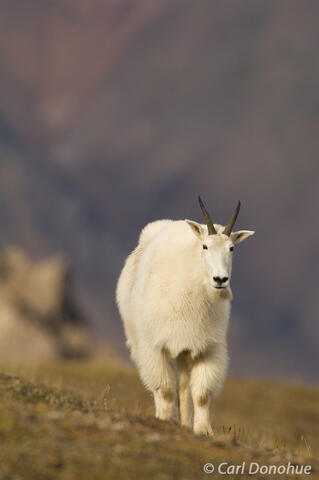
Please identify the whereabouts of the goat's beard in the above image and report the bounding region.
[210,286,233,302]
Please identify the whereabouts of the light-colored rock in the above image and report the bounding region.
[0,246,94,361]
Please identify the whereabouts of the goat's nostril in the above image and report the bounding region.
[213,276,228,285]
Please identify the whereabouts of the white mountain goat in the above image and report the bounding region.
[116,197,254,436]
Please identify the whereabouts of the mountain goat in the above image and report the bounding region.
[116,197,254,436]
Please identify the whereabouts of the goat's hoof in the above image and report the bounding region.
[193,423,214,437]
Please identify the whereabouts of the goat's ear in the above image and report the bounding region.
[231,230,255,244]
[185,220,205,240]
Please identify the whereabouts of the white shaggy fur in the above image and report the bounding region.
[116,217,254,436]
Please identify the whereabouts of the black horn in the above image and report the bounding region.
[198,196,217,235]
[223,201,241,236]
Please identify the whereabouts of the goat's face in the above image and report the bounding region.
[186,197,254,291]
[201,233,234,289]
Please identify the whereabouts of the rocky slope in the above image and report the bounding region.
[0,363,317,479]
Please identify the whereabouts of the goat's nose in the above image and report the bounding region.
[213,276,229,285]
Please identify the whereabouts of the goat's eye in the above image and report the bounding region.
[230,246,234,252]
[203,244,208,250]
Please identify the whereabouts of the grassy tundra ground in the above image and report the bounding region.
[0,362,317,480]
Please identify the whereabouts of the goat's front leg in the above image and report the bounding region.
[137,344,179,422]
[153,349,179,422]
[190,345,228,436]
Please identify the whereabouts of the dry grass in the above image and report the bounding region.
[0,361,318,480]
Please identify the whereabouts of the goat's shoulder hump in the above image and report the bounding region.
[138,219,173,246]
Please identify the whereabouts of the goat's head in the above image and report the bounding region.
[186,196,255,291]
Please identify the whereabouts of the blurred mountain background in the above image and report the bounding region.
[0,0,318,381]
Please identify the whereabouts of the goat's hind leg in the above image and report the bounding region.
[177,351,193,429]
